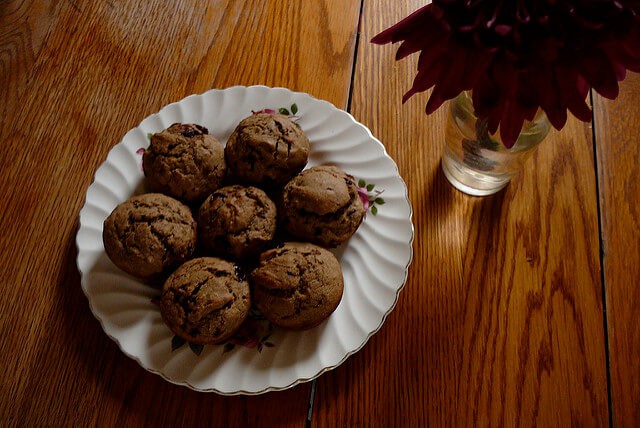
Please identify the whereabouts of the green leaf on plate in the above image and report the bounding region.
[358,179,366,188]
[278,107,290,115]
[366,183,375,191]
[375,197,385,205]
[371,205,378,216]
[291,103,298,115]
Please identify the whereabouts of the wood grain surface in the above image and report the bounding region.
[0,0,360,425]
[2,0,639,426]
[593,72,640,427]
[312,1,609,426]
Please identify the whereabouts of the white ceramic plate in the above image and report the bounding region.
[76,86,414,394]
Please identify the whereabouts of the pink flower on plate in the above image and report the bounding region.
[252,104,299,118]
[228,318,267,349]
[357,179,385,216]
[358,187,371,211]
[136,148,145,172]
[252,108,277,115]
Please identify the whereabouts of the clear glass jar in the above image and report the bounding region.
[441,92,551,196]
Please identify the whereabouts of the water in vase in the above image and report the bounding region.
[442,92,551,196]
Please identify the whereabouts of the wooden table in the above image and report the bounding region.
[2,1,639,426]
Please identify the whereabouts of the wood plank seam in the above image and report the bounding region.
[589,88,615,428]
[346,0,366,114]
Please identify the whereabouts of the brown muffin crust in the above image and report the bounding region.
[250,242,344,330]
[198,185,277,260]
[225,113,310,186]
[143,123,226,202]
[280,165,366,247]
[160,257,250,345]
[102,193,197,282]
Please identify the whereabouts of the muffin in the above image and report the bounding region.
[143,123,226,202]
[198,185,277,260]
[102,193,197,282]
[225,113,310,187]
[280,165,366,247]
[251,242,343,330]
[160,257,250,345]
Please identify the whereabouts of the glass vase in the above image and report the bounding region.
[441,92,551,196]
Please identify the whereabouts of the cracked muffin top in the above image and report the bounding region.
[250,242,343,330]
[143,123,226,203]
[225,113,310,187]
[279,165,366,248]
[102,193,197,283]
[197,185,277,260]
[160,257,250,345]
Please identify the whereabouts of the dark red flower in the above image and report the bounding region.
[372,1,640,147]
